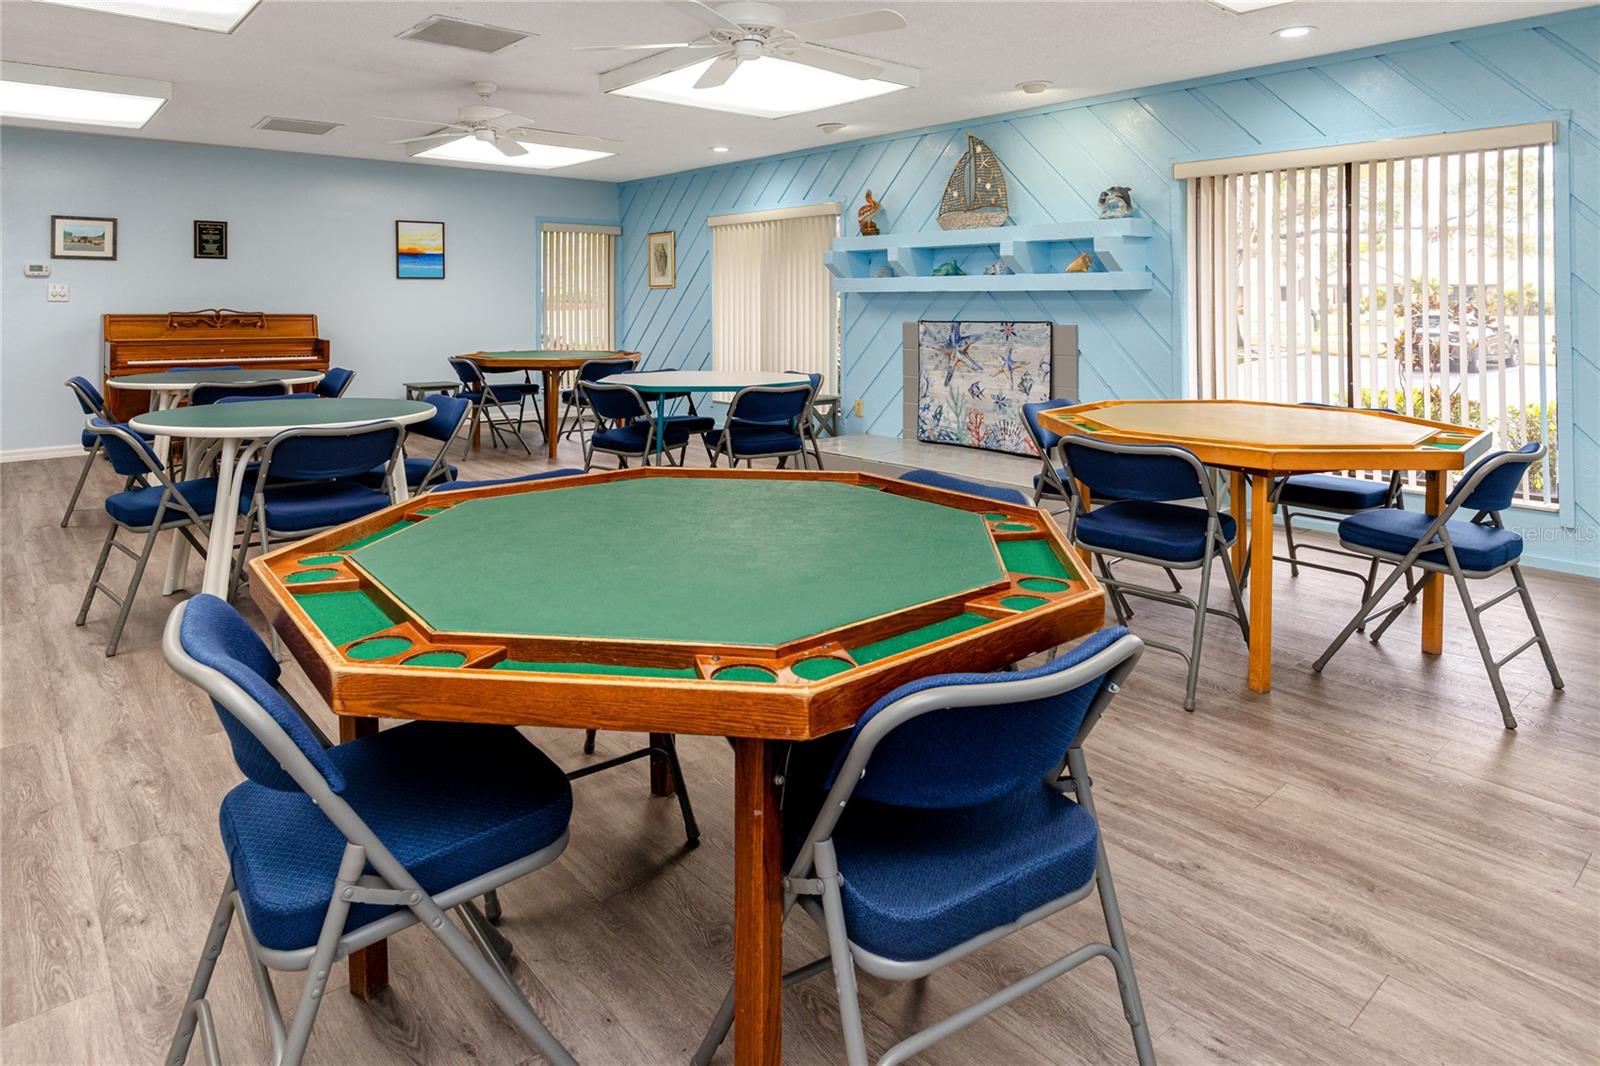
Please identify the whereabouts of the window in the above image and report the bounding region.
[1186,123,1559,506]
[540,223,617,349]
[710,203,840,390]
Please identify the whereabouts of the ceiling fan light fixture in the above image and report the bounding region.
[409,132,615,170]
[604,53,914,119]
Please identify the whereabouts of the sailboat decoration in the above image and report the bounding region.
[937,132,1009,230]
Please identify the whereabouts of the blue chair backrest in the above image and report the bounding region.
[1062,437,1207,503]
[826,627,1129,808]
[216,393,306,404]
[449,357,486,388]
[260,423,401,481]
[178,595,345,793]
[582,380,649,422]
[412,394,471,443]
[1023,399,1074,453]
[67,376,107,416]
[728,383,811,425]
[899,468,1027,505]
[192,380,290,406]
[577,357,632,384]
[315,366,355,398]
[1450,442,1541,513]
[88,418,163,477]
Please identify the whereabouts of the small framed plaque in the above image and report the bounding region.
[194,220,228,259]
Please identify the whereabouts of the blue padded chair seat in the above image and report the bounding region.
[239,480,390,532]
[1278,473,1391,512]
[83,427,155,449]
[703,426,803,456]
[592,420,693,451]
[433,469,583,492]
[901,468,1027,505]
[1076,500,1236,564]
[828,785,1099,962]
[660,413,716,434]
[105,478,218,527]
[353,457,456,490]
[218,721,572,952]
[1033,467,1071,497]
[1338,509,1523,572]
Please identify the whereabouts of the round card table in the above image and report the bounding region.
[1037,398,1494,694]
[619,370,814,461]
[107,367,326,462]
[131,397,433,597]
[460,351,638,458]
[244,467,1108,1065]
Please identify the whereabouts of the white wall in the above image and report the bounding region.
[0,128,619,452]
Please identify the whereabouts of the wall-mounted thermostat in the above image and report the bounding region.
[24,263,51,278]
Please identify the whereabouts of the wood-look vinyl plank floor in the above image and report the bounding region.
[2,439,1596,1064]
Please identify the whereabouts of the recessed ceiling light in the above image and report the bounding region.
[0,62,169,128]
[31,0,260,34]
[603,54,915,120]
[710,145,730,153]
[1208,0,1294,12]
[410,133,616,170]
[1273,25,1315,39]
[816,122,847,136]
[1016,80,1053,95]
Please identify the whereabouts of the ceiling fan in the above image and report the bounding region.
[378,81,546,157]
[576,1,908,89]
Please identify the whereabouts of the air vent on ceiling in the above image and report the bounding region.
[253,116,342,135]
[398,15,534,53]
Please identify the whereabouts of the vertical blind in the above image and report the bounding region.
[540,224,617,350]
[1188,124,1558,506]
[710,204,840,390]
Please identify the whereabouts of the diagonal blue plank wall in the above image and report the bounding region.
[618,8,1599,575]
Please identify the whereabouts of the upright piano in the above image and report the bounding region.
[102,309,331,420]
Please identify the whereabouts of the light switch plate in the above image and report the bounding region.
[47,283,69,302]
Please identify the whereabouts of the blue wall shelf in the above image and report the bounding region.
[824,219,1154,293]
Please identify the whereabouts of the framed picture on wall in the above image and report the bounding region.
[396,220,445,279]
[194,220,228,259]
[51,215,117,260]
[647,230,676,288]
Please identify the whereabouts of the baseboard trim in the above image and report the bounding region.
[0,445,84,464]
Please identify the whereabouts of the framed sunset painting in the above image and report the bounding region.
[395,220,444,279]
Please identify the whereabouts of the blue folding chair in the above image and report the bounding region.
[230,422,402,594]
[313,365,355,398]
[579,379,698,468]
[703,382,813,468]
[162,595,578,1066]
[1313,443,1562,728]
[449,357,532,456]
[430,468,585,493]
[62,375,128,526]
[75,420,216,655]
[785,370,826,468]
[1058,435,1248,711]
[899,467,1027,504]
[1022,398,1077,509]
[190,380,292,406]
[559,356,635,440]
[694,628,1154,1066]
[355,394,467,493]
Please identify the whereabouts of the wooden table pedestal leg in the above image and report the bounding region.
[1230,470,1249,579]
[544,369,561,460]
[1247,473,1275,693]
[648,732,676,796]
[732,738,782,1066]
[1422,472,1445,655]
[339,714,389,1000]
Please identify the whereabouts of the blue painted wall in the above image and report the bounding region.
[618,9,1599,575]
[0,129,618,453]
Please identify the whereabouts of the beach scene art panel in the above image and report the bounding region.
[917,321,1051,456]
[396,220,445,279]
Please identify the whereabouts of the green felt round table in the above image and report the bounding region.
[130,396,433,437]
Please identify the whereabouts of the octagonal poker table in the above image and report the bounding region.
[247,467,1105,1064]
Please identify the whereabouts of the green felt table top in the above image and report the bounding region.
[111,367,325,386]
[619,370,811,394]
[353,478,1006,645]
[131,397,432,435]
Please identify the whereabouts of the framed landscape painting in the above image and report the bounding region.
[396,220,444,279]
[916,320,1051,456]
[52,215,117,260]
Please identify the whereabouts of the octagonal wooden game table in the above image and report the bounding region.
[1039,399,1493,694]
[459,350,638,457]
[247,467,1106,1064]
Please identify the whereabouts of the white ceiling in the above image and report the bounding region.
[1,0,1585,183]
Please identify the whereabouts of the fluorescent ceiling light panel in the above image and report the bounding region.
[1207,0,1294,12]
[410,133,616,170]
[31,0,260,33]
[605,54,914,119]
[0,62,170,128]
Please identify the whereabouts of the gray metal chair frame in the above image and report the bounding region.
[76,421,216,656]
[1056,435,1249,712]
[404,399,473,492]
[578,379,691,469]
[1311,445,1563,729]
[694,633,1156,1066]
[62,377,115,526]
[228,421,405,597]
[449,357,533,456]
[1268,469,1406,598]
[706,382,815,470]
[160,601,577,1066]
[558,357,635,441]
[783,370,827,469]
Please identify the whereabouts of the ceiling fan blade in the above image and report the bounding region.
[785,10,907,41]
[494,136,528,157]
[391,133,459,150]
[376,115,468,128]
[573,40,710,51]
[785,44,885,81]
[668,0,744,32]
[694,53,741,90]
[493,113,540,129]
